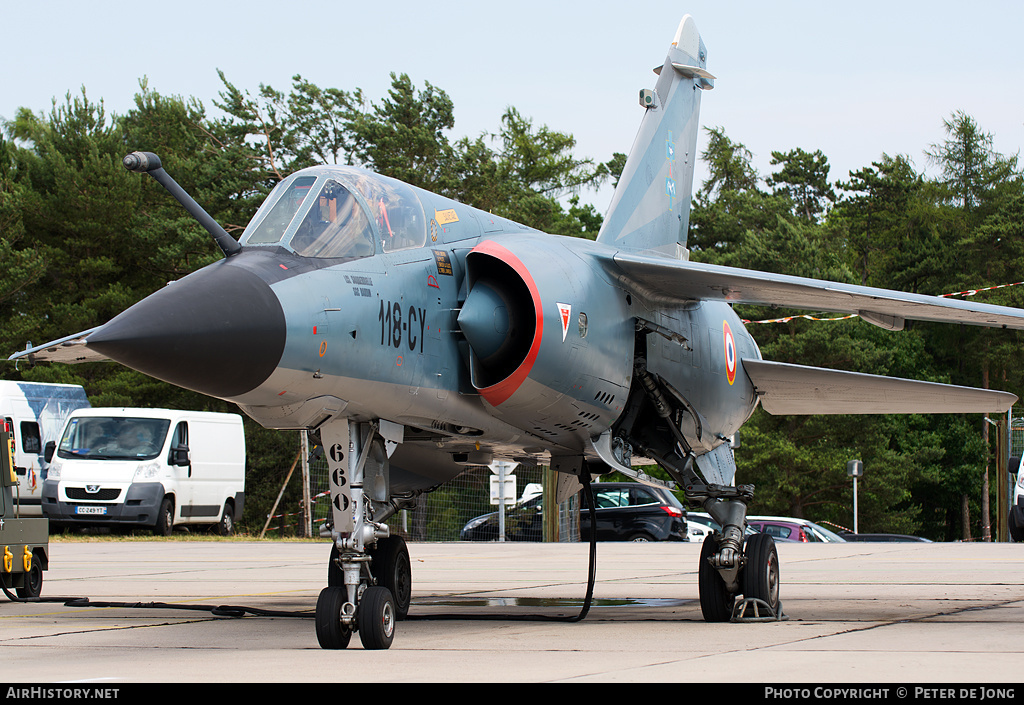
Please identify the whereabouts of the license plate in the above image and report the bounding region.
[76,506,107,515]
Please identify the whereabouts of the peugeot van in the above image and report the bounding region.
[42,408,245,535]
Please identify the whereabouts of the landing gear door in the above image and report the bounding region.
[321,418,354,534]
[695,443,736,486]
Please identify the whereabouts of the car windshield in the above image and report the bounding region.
[806,522,847,542]
[58,417,171,461]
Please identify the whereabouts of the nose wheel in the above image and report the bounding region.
[315,586,353,649]
[357,586,396,650]
[315,583,396,650]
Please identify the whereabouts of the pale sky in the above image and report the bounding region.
[2,0,1021,214]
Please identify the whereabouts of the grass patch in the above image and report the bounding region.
[49,529,322,543]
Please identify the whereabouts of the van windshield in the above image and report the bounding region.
[58,417,171,461]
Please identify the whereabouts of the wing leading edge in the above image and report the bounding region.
[8,327,107,364]
[744,359,1017,415]
[607,253,1024,330]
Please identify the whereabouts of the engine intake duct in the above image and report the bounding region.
[458,254,537,390]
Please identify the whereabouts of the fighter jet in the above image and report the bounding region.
[11,15,1023,649]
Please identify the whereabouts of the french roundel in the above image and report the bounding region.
[723,321,737,386]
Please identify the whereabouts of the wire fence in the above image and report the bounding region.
[1011,417,1024,463]
[261,417,1024,542]
[265,436,583,542]
[313,460,581,542]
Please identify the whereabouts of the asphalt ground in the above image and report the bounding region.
[1,539,1023,687]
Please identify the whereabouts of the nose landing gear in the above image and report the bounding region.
[320,535,411,650]
[315,419,412,649]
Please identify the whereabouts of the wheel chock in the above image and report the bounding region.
[730,597,787,622]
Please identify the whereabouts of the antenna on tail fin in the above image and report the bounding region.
[597,15,714,259]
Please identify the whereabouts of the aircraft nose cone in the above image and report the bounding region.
[87,262,286,399]
[458,281,514,362]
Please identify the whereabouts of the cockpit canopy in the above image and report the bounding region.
[240,167,427,258]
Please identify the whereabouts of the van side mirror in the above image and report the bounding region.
[44,441,55,463]
[171,445,190,467]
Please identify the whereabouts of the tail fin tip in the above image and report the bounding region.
[673,14,700,57]
[596,14,710,259]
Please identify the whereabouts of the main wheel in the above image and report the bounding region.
[16,559,43,599]
[698,533,736,622]
[743,533,780,614]
[357,586,395,650]
[315,586,352,649]
[370,536,412,620]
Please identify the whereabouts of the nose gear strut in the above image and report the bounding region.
[317,419,398,650]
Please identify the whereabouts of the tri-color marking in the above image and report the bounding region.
[723,320,736,385]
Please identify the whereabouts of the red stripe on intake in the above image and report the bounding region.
[471,240,543,407]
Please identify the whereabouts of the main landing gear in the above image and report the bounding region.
[613,357,784,622]
[688,483,782,622]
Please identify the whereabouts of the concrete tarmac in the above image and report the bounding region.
[2,539,1023,684]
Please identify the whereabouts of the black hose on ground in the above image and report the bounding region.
[2,473,600,624]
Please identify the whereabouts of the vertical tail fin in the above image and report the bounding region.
[597,15,713,259]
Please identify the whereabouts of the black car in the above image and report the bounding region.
[459,482,687,542]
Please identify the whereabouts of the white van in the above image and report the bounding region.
[0,381,91,516]
[1010,455,1024,542]
[42,408,245,535]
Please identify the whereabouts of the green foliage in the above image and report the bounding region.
[767,147,835,222]
[833,154,924,287]
[0,135,45,304]
[926,110,1022,216]
[347,72,457,192]
[698,126,759,199]
[447,105,611,234]
[692,118,1024,540]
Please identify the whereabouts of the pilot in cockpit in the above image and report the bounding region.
[290,180,375,258]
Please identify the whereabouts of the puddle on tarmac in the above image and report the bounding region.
[414,597,691,608]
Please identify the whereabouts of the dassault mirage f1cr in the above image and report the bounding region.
[11,15,1024,648]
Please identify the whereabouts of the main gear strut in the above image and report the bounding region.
[616,359,778,620]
